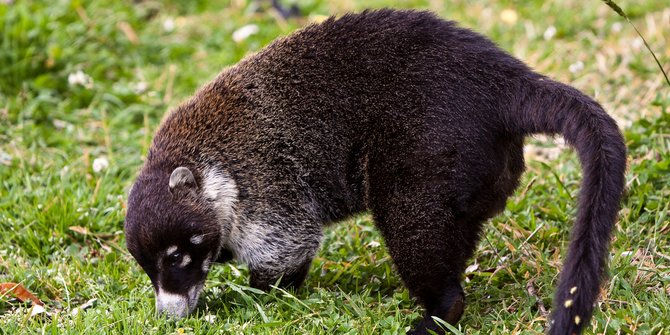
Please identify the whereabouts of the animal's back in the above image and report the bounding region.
[240,9,532,123]
[220,9,532,214]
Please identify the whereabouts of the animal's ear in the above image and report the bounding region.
[169,167,198,197]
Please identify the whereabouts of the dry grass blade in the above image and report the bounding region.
[602,0,670,87]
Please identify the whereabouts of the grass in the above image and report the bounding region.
[0,0,668,334]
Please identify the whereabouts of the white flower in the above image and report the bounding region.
[500,9,518,25]
[0,150,11,165]
[543,26,557,40]
[569,61,584,73]
[60,165,70,179]
[67,70,93,89]
[163,18,175,33]
[232,24,259,43]
[93,156,109,173]
[465,263,479,273]
[134,81,148,94]
[367,240,381,248]
[53,119,74,131]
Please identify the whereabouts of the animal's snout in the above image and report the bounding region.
[155,290,190,318]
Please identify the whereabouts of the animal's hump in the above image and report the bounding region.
[326,9,445,29]
[305,9,453,44]
[244,9,462,74]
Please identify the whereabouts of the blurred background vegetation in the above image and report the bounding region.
[0,1,668,334]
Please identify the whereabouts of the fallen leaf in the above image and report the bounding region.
[0,282,44,306]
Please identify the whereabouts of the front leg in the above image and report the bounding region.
[250,258,313,290]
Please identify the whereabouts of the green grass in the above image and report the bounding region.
[1,0,668,334]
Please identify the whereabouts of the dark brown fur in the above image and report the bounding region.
[125,9,626,334]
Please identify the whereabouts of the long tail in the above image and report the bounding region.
[506,77,627,334]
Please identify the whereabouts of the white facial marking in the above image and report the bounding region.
[166,245,178,256]
[156,288,188,318]
[179,254,191,268]
[190,234,204,245]
[188,285,200,302]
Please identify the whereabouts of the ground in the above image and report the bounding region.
[0,0,669,334]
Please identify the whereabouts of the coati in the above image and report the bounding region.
[124,9,626,335]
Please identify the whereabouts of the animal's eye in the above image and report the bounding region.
[167,252,181,265]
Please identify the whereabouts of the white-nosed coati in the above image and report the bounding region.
[124,9,626,335]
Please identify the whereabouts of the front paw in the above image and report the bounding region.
[407,317,441,335]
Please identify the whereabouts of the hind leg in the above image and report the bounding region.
[370,181,484,335]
